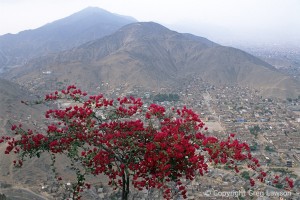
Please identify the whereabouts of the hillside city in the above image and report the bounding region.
[90,77,300,199]
[1,75,299,200]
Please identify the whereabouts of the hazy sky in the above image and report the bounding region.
[1,0,299,45]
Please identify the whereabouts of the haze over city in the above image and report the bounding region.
[1,0,300,46]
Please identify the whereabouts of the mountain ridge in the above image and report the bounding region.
[4,22,299,99]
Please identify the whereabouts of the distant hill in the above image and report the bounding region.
[4,22,300,99]
[0,78,45,135]
[0,7,137,71]
[0,78,30,121]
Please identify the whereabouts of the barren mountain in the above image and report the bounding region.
[0,7,136,72]
[4,22,300,99]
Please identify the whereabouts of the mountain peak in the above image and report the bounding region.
[119,22,172,34]
[45,7,137,27]
[111,22,217,48]
[63,7,137,24]
[81,6,108,12]
[0,7,137,70]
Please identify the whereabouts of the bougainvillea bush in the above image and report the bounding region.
[0,85,294,199]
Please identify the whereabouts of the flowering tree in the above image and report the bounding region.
[0,85,294,199]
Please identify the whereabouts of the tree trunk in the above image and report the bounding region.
[122,173,130,200]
